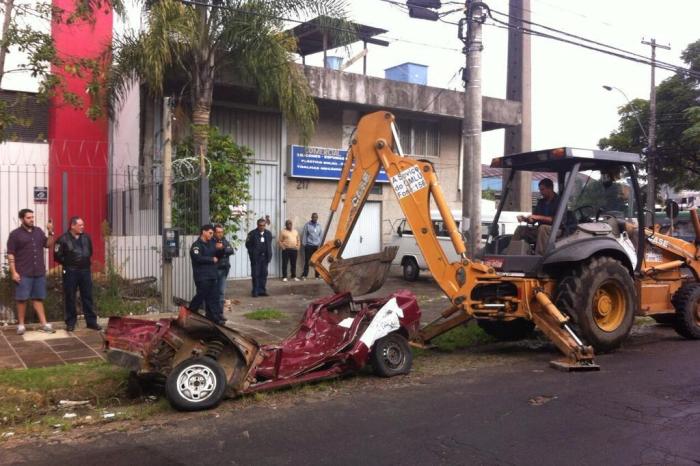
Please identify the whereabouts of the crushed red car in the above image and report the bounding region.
[104,289,421,411]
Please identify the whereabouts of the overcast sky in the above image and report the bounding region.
[303,0,700,161]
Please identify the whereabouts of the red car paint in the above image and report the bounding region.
[104,290,421,397]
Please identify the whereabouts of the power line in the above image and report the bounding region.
[484,18,700,80]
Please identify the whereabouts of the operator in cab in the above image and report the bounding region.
[512,178,559,255]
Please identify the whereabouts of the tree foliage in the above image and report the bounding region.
[108,0,351,141]
[0,0,120,141]
[599,39,700,191]
[173,127,252,241]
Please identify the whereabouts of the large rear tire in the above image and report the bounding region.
[671,284,700,339]
[555,256,636,352]
[477,319,535,341]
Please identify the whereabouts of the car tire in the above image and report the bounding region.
[555,256,636,352]
[402,258,419,282]
[165,357,227,411]
[371,333,413,378]
[671,284,700,339]
[477,318,535,341]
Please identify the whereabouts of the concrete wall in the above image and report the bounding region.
[284,103,464,268]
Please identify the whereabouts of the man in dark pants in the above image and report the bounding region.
[245,218,272,297]
[54,216,100,332]
[301,212,323,279]
[213,224,234,319]
[188,224,222,324]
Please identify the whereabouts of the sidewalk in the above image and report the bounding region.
[0,268,447,370]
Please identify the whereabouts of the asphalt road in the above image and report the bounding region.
[5,325,700,466]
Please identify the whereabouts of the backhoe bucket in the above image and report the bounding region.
[328,246,399,296]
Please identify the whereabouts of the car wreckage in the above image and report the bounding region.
[104,290,420,411]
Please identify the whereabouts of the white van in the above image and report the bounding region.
[390,200,527,281]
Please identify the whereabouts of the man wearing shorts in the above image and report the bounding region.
[6,209,56,335]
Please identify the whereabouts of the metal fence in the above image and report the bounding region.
[0,152,203,314]
[107,166,199,301]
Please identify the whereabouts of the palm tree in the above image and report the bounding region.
[108,0,350,222]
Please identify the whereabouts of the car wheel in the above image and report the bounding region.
[165,357,227,411]
[371,333,413,377]
[555,256,636,352]
[402,258,419,281]
[671,284,700,339]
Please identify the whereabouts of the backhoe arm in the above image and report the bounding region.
[311,111,486,301]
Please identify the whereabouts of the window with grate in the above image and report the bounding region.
[394,119,440,157]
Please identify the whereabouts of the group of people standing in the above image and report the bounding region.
[6,209,100,335]
[7,208,325,333]
[186,213,324,324]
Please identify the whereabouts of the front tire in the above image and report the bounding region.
[555,256,636,352]
[477,318,535,341]
[371,333,413,377]
[671,284,700,339]
[402,258,419,282]
[165,357,227,411]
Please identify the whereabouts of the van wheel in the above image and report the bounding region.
[402,258,419,281]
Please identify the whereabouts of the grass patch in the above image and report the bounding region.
[244,309,286,320]
[420,322,494,354]
[0,361,129,429]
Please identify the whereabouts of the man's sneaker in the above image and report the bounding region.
[39,324,55,334]
[293,277,300,281]
[282,278,288,282]
[16,325,25,336]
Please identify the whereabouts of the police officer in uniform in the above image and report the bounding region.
[188,224,222,323]
[213,224,235,317]
[245,217,272,297]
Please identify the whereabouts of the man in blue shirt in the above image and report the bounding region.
[512,178,559,254]
[301,212,323,279]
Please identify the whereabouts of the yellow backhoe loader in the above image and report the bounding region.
[311,111,700,370]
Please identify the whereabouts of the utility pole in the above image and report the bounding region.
[641,37,670,220]
[162,97,174,313]
[503,0,532,212]
[460,0,484,258]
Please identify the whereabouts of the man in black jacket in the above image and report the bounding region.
[245,218,272,297]
[54,216,100,332]
[188,224,222,324]
[213,224,234,319]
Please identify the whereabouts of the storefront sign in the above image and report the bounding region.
[289,145,389,183]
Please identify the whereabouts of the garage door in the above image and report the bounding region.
[343,201,381,258]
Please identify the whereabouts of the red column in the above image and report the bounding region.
[49,1,113,270]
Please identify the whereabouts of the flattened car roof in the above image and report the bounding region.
[491,147,641,171]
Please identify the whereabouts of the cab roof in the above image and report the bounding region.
[491,147,641,172]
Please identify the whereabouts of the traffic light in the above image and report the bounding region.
[407,0,441,21]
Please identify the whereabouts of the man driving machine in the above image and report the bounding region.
[512,178,559,255]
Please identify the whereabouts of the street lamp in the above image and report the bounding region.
[602,85,648,140]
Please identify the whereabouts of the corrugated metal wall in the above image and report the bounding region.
[211,106,282,279]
